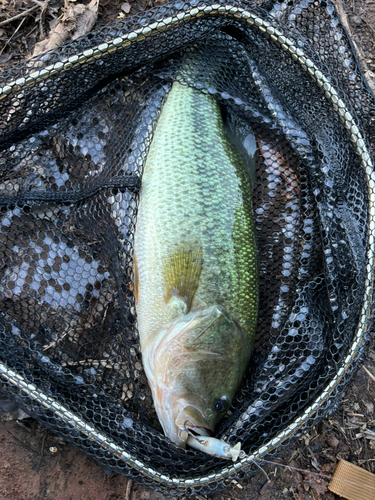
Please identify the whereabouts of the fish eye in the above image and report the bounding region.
[213,396,230,413]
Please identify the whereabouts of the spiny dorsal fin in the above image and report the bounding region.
[163,246,203,312]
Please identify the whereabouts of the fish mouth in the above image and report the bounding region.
[184,423,212,437]
[175,405,213,443]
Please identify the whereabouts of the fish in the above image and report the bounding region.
[133,80,258,457]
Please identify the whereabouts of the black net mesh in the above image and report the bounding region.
[0,0,374,495]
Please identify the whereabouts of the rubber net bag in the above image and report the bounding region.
[0,0,374,495]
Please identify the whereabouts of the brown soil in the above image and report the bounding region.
[0,1,375,499]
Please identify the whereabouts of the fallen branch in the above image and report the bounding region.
[361,364,375,384]
[30,0,99,59]
[0,17,27,57]
[39,0,51,39]
[332,0,367,64]
[0,5,39,28]
[125,480,133,500]
[332,1,375,98]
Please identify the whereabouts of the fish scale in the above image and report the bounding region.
[135,82,258,343]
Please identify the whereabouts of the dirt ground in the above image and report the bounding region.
[1,0,375,499]
[1,351,375,500]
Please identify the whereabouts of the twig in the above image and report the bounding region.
[43,331,68,351]
[360,15,375,35]
[362,364,375,383]
[20,24,38,46]
[259,479,270,496]
[0,17,26,56]
[38,431,48,469]
[30,0,46,6]
[332,0,367,64]
[9,432,38,453]
[16,420,31,432]
[125,479,133,500]
[332,0,353,34]
[39,0,51,40]
[0,5,39,28]
[252,461,271,484]
[363,436,371,472]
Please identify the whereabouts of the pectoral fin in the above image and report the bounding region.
[163,246,203,312]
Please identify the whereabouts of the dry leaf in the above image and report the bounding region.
[363,401,374,414]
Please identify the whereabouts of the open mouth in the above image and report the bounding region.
[175,403,213,441]
[184,423,212,437]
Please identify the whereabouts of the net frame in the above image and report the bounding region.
[0,0,374,495]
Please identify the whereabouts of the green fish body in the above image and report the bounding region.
[133,81,258,448]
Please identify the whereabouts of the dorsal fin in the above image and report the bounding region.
[163,246,203,313]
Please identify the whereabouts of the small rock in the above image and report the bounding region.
[326,433,339,448]
[352,15,362,25]
[363,401,374,414]
[121,2,131,13]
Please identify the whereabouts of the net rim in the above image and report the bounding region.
[0,1,374,490]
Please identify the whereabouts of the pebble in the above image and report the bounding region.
[326,433,339,448]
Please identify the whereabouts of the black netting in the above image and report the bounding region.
[0,0,374,495]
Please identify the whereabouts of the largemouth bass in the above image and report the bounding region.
[133,81,258,454]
